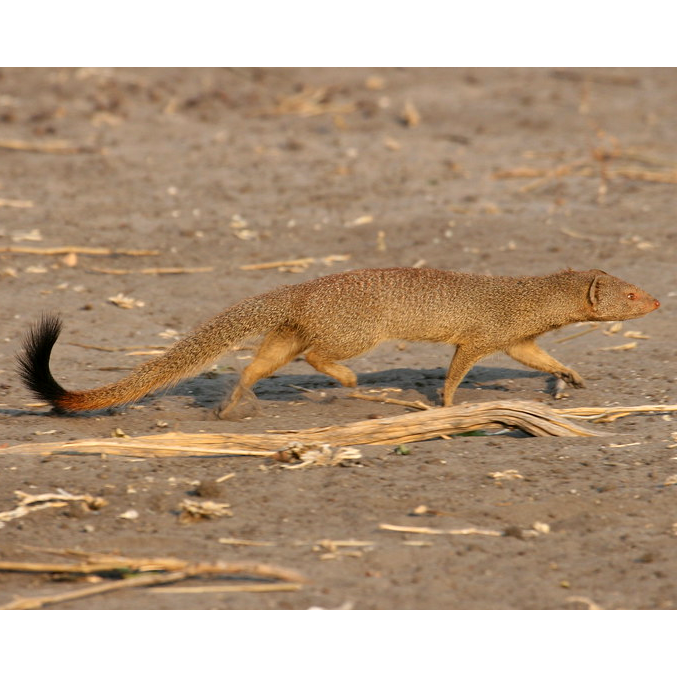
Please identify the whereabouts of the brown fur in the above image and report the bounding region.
[17,267,660,417]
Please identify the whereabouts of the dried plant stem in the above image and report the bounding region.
[0,197,33,208]
[0,572,187,610]
[240,254,349,271]
[0,245,159,256]
[240,257,315,270]
[494,162,677,190]
[565,595,603,610]
[0,138,101,154]
[380,523,503,537]
[349,391,431,410]
[68,342,168,352]
[151,583,302,594]
[86,266,214,275]
[0,549,306,582]
[608,167,677,183]
[0,550,306,609]
[0,491,106,523]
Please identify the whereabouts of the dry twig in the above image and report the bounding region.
[349,391,431,410]
[151,583,302,594]
[68,342,168,353]
[0,490,106,524]
[178,499,233,522]
[493,140,677,201]
[86,266,214,275]
[265,86,355,118]
[0,138,101,154]
[0,572,187,610]
[0,549,305,609]
[0,197,33,208]
[380,523,503,537]
[239,254,349,272]
[0,246,159,256]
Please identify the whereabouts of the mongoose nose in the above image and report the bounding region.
[654,299,660,309]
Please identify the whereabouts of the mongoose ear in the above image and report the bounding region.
[588,274,605,310]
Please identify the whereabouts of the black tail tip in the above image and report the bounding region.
[16,314,67,405]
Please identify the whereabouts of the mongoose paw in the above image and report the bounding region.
[212,405,254,421]
[552,379,569,399]
[561,371,585,388]
[551,372,585,399]
[213,398,260,420]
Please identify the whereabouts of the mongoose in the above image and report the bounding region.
[17,267,659,418]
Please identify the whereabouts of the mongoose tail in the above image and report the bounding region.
[17,291,291,413]
[16,268,659,417]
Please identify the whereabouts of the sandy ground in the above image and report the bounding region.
[0,67,675,609]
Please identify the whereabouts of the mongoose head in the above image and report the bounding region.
[586,269,660,321]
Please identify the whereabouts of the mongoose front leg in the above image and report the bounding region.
[504,339,585,397]
[215,329,307,420]
[305,350,358,388]
[443,345,487,406]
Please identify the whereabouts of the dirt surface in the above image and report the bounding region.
[0,67,675,610]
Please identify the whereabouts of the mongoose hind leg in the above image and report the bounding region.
[504,339,585,397]
[443,344,489,406]
[305,350,358,388]
[215,328,307,420]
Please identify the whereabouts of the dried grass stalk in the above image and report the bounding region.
[0,550,305,581]
[266,86,355,118]
[86,266,214,275]
[0,246,159,256]
[178,499,233,522]
[240,254,349,272]
[380,523,503,537]
[0,490,106,523]
[0,572,187,610]
[0,548,306,609]
[151,583,302,594]
[349,391,431,410]
[0,197,33,208]
[0,138,101,154]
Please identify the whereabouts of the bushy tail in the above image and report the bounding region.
[16,293,288,413]
[16,315,71,412]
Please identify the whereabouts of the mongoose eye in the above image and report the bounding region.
[627,293,636,300]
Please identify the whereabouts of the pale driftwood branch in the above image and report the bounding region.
[3,400,608,459]
[5,401,675,459]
